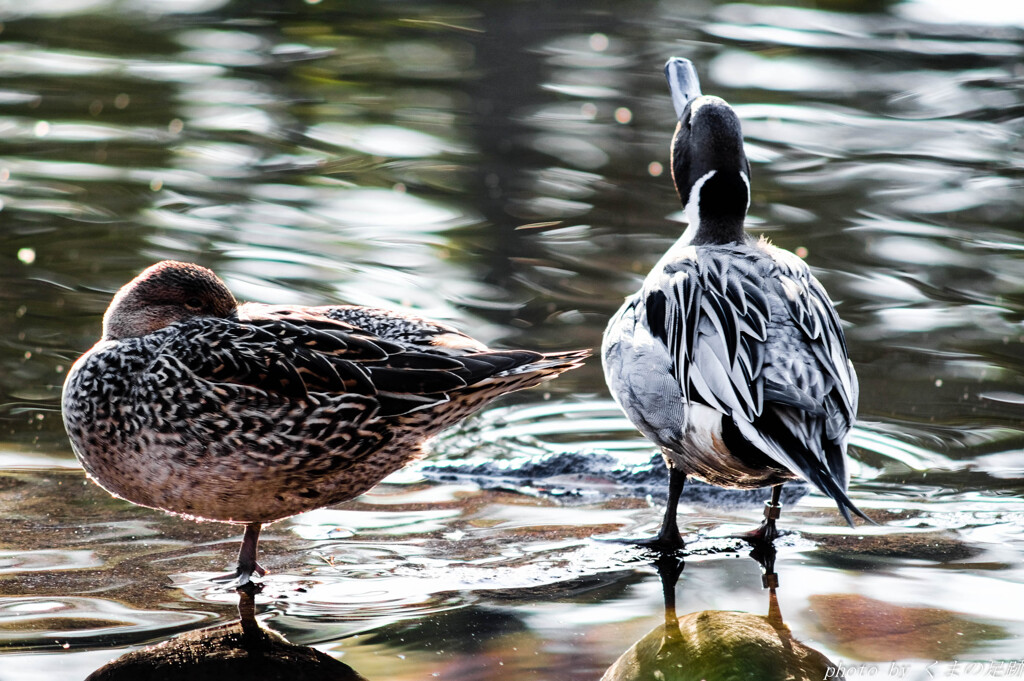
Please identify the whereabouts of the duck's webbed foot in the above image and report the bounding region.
[600,527,685,553]
[214,561,268,587]
[631,525,686,553]
[750,501,782,543]
[732,485,784,546]
[212,559,268,587]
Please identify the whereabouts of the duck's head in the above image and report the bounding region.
[102,260,237,340]
[665,57,751,245]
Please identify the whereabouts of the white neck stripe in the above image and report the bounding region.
[739,170,751,213]
[681,169,717,246]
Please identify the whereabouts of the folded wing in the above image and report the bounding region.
[644,245,865,523]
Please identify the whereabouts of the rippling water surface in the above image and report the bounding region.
[1,0,1022,678]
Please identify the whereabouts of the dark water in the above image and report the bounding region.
[2,0,1023,678]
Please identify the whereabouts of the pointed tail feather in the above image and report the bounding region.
[740,408,872,527]
[511,349,591,376]
[466,348,590,391]
[805,459,874,527]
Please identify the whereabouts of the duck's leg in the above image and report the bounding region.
[761,484,783,542]
[235,522,267,586]
[214,522,267,587]
[738,484,783,545]
[636,466,687,552]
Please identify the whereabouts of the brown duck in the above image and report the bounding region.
[62,261,587,585]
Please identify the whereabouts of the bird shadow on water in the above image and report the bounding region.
[86,584,369,681]
[601,548,836,681]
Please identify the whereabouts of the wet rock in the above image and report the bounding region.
[87,586,367,681]
[86,620,367,681]
[809,593,1007,661]
[602,609,835,681]
[811,531,982,570]
[602,561,834,681]
[419,450,809,509]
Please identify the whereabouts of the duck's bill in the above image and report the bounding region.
[664,57,702,119]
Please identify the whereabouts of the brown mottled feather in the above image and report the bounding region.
[63,261,588,525]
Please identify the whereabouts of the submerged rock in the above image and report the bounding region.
[87,587,367,681]
[602,607,835,681]
[420,450,808,509]
[810,593,1008,661]
[602,554,834,681]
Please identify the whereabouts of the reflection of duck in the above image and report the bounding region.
[87,584,368,681]
[601,553,834,681]
[602,57,867,551]
[63,261,588,584]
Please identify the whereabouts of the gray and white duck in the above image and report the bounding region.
[63,261,588,585]
[602,58,868,551]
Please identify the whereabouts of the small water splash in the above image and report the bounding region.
[425,400,958,495]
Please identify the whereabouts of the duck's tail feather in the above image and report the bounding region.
[738,407,872,527]
[805,454,874,527]
[463,348,590,392]
[503,348,591,379]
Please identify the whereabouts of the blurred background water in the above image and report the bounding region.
[1,0,1022,678]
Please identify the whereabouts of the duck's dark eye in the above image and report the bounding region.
[184,297,203,311]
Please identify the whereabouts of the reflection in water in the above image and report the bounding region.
[87,584,367,681]
[602,552,834,681]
